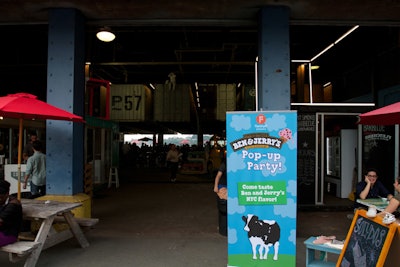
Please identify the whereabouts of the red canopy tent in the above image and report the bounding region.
[358,102,400,125]
[180,139,190,145]
[0,93,84,199]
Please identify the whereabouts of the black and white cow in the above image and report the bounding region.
[242,214,280,260]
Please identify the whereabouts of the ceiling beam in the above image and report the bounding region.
[93,61,254,66]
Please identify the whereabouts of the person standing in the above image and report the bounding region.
[23,131,38,158]
[213,159,227,236]
[0,180,23,247]
[213,159,227,195]
[23,140,46,198]
[121,142,131,166]
[165,144,180,182]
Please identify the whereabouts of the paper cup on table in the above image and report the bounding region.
[367,206,377,218]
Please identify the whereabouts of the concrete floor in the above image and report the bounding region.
[0,167,354,267]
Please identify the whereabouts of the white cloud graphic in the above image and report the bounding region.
[227,152,246,173]
[228,227,238,244]
[259,155,287,177]
[287,180,297,197]
[227,197,246,215]
[286,132,297,150]
[230,115,251,131]
[274,198,296,218]
[266,114,287,131]
[288,229,296,245]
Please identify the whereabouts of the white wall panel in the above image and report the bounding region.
[154,84,190,122]
[110,84,151,121]
[216,84,236,121]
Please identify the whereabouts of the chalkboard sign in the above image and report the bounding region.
[337,209,397,267]
[297,113,316,204]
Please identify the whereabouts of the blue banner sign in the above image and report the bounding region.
[227,111,297,266]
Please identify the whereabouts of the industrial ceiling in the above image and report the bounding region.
[0,1,399,134]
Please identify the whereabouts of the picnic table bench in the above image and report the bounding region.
[53,216,99,229]
[0,241,41,263]
[0,199,96,267]
[18,216,99,241]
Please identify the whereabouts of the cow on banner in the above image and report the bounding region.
[242,214,281,260]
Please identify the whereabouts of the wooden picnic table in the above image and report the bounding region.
[20,198,90,267]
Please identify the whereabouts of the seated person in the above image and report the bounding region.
[380,176,400,214]
[0,180,23,247]
[354,168,393,209]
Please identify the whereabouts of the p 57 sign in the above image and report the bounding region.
[110,84,149,121]
[111,95,142,112]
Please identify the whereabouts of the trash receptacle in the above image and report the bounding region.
[217,197,227,236]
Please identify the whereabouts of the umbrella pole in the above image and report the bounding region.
[17,119,23,201]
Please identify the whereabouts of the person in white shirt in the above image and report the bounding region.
[166,144,181,182]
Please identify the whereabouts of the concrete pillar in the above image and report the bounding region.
[158,133,164,146]
[258,6,291,110]
[46,9,85,195]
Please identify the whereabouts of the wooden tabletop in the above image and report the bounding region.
[21,198,82,219]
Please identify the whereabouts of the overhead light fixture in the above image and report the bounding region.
[290,26,359,104]
[291,102,375,107]
[335,25,359,45]
[310,44,334,62]
[310,25,359,62]
[96,27,115,42]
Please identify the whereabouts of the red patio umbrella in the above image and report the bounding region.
[0,93,85,199]
[358,102,400,125]
[180,139,190,145]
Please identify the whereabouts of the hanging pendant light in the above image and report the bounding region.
[96,27,115,42]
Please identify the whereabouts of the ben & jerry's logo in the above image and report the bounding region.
[230,133,283,151]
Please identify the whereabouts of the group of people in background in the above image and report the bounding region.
[120,141,212,169]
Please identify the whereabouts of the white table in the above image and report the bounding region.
[21,199,90,267]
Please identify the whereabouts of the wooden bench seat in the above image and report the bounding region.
[0,241,41,262]
[18,217,99,244]
[53,216,99,229]
[18,232,36,241]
